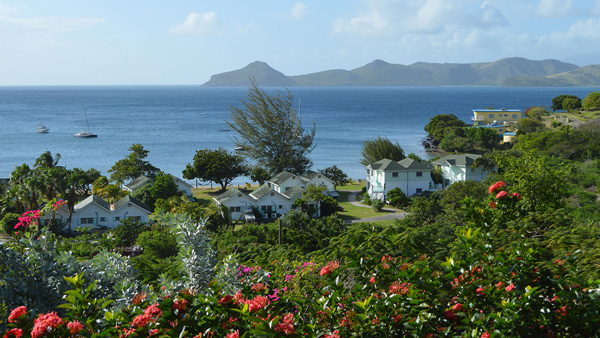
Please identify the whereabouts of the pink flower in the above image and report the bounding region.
[225,330,239,338]
[496,191,508,199]
[67,321,84,335]
[489,181,506,194]
[505,283,516,292]
[8,306,27,323]
[4,328,23,338]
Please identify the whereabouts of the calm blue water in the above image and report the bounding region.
[0,86,597,183]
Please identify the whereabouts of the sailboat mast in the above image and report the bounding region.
[83,104,92,132]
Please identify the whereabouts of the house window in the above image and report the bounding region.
[279,205,283,209]
[229,206,242,213]
[114,216,120,221]
[270,192,275,196]
[512,114,517,118]
[261,205,273,212]
[392,172,398,177]
[284,187,290,191]
[489,114,494,118]
[100,217,106,222]
[81,217,94,224]
[127,216,142,222]
[416,172,423,177]
[416,188,423,194]
[367,169,370,175]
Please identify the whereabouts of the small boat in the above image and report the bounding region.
[74,104,97,138]
[234,146,245,151]
[37,125,49,133]
[218,128,231,132]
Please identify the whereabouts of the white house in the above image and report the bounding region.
[214,170,335,221]
[366,158,435,200]
[432,154,489,188]
[54,195,151,230]
[124,175,194,199]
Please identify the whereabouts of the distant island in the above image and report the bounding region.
[202,57,600,87]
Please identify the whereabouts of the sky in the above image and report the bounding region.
[1,0,599,85]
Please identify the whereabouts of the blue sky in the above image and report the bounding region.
[1,0,599,85]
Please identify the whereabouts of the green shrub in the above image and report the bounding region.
[1,213,19,234]
[372,199,384,212]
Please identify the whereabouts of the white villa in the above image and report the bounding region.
[54,195,151,229]
[124,175,194,199]
[432,154,489,188]
[214,171,337,221]
[366,158,435,201]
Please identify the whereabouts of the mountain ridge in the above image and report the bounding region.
[202,57,599,87]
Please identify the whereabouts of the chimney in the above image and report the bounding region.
[110,204,115,210]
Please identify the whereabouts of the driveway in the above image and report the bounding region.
[344,190,408,224]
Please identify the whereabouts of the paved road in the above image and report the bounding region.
[344,190,408,224]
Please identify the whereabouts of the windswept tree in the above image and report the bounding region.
[424,114,467,143]
[108,144,160,184]
[360,136,405,166]
[227,78,316,175]
[582,91,600,111]
[319,165,350,189]
[182,148,248,191]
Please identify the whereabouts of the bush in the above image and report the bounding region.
[1,213,19,234]
[372,199,384,212]
[112,219,150,247]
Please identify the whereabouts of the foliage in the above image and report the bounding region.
[386,187,409,208]
[371,199,384,212]
[552,94,582,111]
[227,78,316,175]
[515,125,600,161]
[440,126,500,153]
[250,166,270,185]
[424,114,467,142]
[112,219,151,247]
[107,144,160,184]
[516,117,545,134]
[524,106,552,119]
[135,226,179,260]
[182,147,248,191]
[359,135,405,166]
[319,165,350,189]
[582,91,600,110]
[1,213,19,234]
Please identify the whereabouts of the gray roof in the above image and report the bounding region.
[269,171,296,185]
[282,185,305,199]
[114,195,151,213]
[124,175,152,191]
[369,159,404,171]
[170,175,193,188]
[250,184,275,199]
[215,187,243,203]
[432,154,481,167]
[301,170,319,180]
[76,195,111,211]
[370,158,433,171]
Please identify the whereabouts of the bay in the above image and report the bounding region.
[0,86,597,184]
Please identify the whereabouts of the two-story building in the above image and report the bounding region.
[472,108,522,126]
[432,154,490,188]
[366,158,435,201]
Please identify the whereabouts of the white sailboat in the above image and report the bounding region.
[37,125,49,133]
[74,104,97,138]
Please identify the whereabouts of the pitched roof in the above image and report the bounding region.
[124,175,152,191]
[114,195,151,213]
[398,158,433,170]
[269,171,297,185]
[250,184,275,199]
[282,186,305,199]
[215,187,243,203]
[170,175,193,188]
[301,170,319,180]
[76,195,111,211]
[369,159,404,171]
[432,154,481,167]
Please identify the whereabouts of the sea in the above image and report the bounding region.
[0,86,598,185]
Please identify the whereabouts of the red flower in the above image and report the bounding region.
[247,295,269,312]
[251,283,267,292]
[481,332,491,338]
[496,281,505,290]
[4,328,23,338]
[489,201,496,209]
[496,191,508,199]
[173,299,188,312]
[132,314,152,328]
[67,321,84,335]
[144,303,163,318]
[389,281,411,295]
[489,181,506,194]
[8,306,27,323]
[225,330,239,338]
[320,261,340,276]
[476,287,485,295]
[452,303,464,311]
[369,276,376,283]
[220,294,235,305]
[511,192,522,199]
[324,330,341,338]
[505,283,516,292]
[444,309,458,321]
[274,313,295,334]
[32,312,64,338]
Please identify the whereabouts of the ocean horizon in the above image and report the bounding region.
[1,85,597,185]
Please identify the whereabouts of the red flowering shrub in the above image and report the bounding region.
[67,321,83,335]
[488,181,506,194]
[7,306,27,323]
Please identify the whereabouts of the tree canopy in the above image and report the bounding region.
[552,94,581,111]
[318,165,350,189]
[108,144,160,184]
[424,114,467,142]
[182,147,247,191]
[360,136,405,166]
[582,91,600,111]
[227,78,316,175]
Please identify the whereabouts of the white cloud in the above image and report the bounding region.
[291,3,307,20]
[332,10,393,37]
[593,0,600,14]
[535,0,576,18]
[170,12,220,35]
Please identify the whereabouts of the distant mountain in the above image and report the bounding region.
[203,61,296,87]
[202,58,599,87]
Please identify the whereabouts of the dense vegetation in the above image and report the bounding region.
[1,92,600,337]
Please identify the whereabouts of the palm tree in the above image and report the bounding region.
[472,155,497,180]
[10,164,32,213]
[62,168,88,230]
